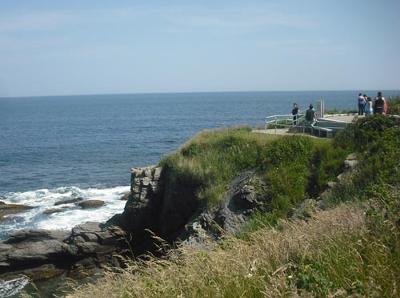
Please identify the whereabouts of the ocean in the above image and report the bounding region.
[0,90,399,238]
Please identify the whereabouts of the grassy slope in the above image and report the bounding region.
[69,113,400,298]
[160,126,347,219]
[69,205,366,298]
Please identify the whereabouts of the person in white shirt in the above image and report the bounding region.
[358,93,366,115]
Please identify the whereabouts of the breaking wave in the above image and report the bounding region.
[0,185,129,240]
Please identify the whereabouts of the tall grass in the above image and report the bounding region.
[69,205,373,298]
[160,127,279,205]
[160,127,346,211]
[387,96,400,115]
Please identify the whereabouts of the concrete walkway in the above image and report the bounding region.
[323,114,358,123]
[252,128,318,138]
[253,114,358,138]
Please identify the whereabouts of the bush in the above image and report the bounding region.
[161,128,348,221]
[159,127,278,205]
[333,114,397,151]
[387,96,400,115]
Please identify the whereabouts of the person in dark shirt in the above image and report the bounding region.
[374,91,386,114]
[305,104,316,124]
[292,103,299,125]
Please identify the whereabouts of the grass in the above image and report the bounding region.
[69,205,372,298]
[159,126,279,205]
[387,96,400,115]
[160,126,347,211]
[325,108,357,114]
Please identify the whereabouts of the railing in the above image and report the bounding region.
[265,114,305,133]
[264,114,347,137]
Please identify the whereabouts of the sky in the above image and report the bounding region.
[0,0,399,97]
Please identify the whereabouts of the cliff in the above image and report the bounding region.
[69,115,400,297]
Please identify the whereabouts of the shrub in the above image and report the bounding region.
[387,96,400,115]
[159,127,278,205]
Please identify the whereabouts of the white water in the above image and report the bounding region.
[0,277,30,297]
[0,185,130,239]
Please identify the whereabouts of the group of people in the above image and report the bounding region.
[291,103,315,125]
[358,91,387,116]
[290,91,388,127]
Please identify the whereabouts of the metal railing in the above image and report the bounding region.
[264,113,347,137]
[265,114,305,133]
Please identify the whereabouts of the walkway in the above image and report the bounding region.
[254,114,358,138]
[252,128,318,138]
[323,114,357,123]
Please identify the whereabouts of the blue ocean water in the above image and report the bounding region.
[0,90,399,237]
[1,90,399,194]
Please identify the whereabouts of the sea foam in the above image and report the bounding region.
[0,185,129,240]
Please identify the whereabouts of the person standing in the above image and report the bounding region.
[373,91,386,114]
[364,97,373,116]
[292,103,299,125]
[358,93,366,115]
[305,104,316,124]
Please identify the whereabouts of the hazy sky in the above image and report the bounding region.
[0,0,399,97]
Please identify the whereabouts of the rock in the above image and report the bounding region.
[181,171,269,243]
[97,226,126,246]
[109,166,164,251]
[43,208,65,215]
[77,200,105,209]
[346,153,357,160]
[120,192,131,200]
[2,264,65,281]
[68,222,126,257]
[54,197,83,206]
[344,159,358,170]
[5,229,70,244]
[0,229,77,274]
[111,166,269,251]
[291,199,317,220]
[71,222,102,236]
[0,215,24,225]
[327,181,337,188]
[68,257,99,279]
[3,239,76,266]
[0,203,33,221]
[337,173,344,181]
[0,222,127,276]
[0,277,30,298]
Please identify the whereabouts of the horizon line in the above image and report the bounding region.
[1,88,400,99]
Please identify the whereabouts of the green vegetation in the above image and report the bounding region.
[70,113,400,298]
[325,108,357,114]
[160,126,347,214]
[265,119,292,129]
[160,126,279,205]
[387,96,400,115]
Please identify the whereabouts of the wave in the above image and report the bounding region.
[0,185,130,240]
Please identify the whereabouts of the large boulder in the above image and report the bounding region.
[0,230,76,272]
[43,208,66,215]
[77,200,105,209]
[181,171,269,243]
[120,192,130,201]
[0,202,33,222]
[0,223,126,276]
[54,197,83,206]
[109,167,269,251]
[108,167,163,250]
